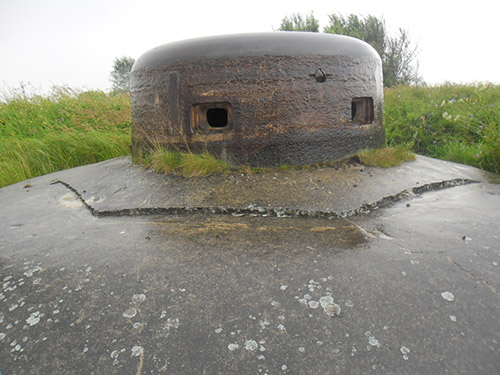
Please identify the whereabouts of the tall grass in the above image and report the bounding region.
[385,83,500,174]
[0,87,131,187]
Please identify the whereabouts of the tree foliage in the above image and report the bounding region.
[110,56,135,93]
[278,13,421,86]
[382,28,421,87]
[323,14,385,57]
[278,12,319,32]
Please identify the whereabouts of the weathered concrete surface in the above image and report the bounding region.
[1,157,499,374]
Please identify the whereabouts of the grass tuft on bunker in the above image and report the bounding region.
[146,148,230,177]
[357,146,416,168]
[137,146,416,177]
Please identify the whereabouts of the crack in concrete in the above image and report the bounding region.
[53,178,478,219]
[136,347,145,375]
[447,256,499,295]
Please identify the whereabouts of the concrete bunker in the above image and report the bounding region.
[131,32,385,167]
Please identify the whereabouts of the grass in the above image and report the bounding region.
[138,145,414,177]
[385,83,500,174]
[1,83,499,187]
[358,146,415,168]
[0,86,131,187]
[145,148,230,177]
[140,147,296,177]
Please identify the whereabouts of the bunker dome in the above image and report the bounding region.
[130,32,385,166]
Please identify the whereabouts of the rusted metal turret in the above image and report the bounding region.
[131,32,385,166]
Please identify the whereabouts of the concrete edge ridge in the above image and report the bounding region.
[52,178,479,220]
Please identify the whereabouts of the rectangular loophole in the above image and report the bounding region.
[192,102,232,131]
[351,97,374,125]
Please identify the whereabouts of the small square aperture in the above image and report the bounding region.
[192,102,232,131]
[351,97,374,125]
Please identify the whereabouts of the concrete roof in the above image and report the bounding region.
[1,156,499,374]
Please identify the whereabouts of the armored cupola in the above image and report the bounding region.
[131,32,385,166]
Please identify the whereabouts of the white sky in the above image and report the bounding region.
[1,0,499,95]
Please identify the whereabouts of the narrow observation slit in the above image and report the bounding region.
[351,97,374,125]
[207,108,228,128]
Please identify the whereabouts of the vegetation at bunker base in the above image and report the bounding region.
[0,87,131,188]
[0,83,499,188]
[144,148,230,177]
[140,146,414,177]
[357,146,415,168]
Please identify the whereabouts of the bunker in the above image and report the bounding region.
[131,32,385,166]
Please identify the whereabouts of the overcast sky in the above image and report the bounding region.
[1,0,499,95]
